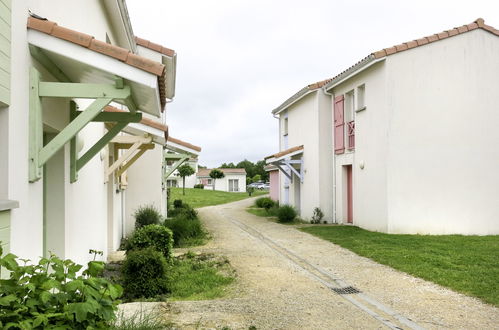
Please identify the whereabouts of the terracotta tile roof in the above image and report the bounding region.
[307,78,332,90]
[265,145,304,160]
[27,16,168,111]
[372,18,499,59]
[197,168,247,177]
[103,106,168,140]
[167,136,202,152]
[135,37,176,57]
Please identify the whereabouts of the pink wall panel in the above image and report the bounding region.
[269,170,279,201]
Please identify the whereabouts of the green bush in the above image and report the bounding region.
[194,184,204,189]
[173,199,183,209]
[0,247,122,329]
[168,203,197,220]
[125,224,173,262]
[255,197,267,208]
[121,248,169,299]
[134,204,162,229]
[311,207,324,224]
[277,205,297,223]
[255,197,275,211]
[164,216,205,247]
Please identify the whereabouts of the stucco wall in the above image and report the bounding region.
[269,170,279,201]
[384,29,499,235]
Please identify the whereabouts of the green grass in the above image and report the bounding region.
[299,225,499,306]
[166,253,235,301]
[112,309,173,330]
[246,207,306,225]
[169,187,267,209]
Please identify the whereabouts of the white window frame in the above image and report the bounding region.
[356,84,366,112]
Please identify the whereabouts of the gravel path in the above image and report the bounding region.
[122,197,499,329]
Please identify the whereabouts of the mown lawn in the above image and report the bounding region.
[300,225,499,306]
[170,187,267,209]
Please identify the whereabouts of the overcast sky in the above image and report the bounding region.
[127,0,499,168]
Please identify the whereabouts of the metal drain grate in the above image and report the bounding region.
[331,286,361,294]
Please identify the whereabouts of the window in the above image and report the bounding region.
[345,90,355,122]
[283,117,288,135]
[207,178,212,185]
[166,179,178,188]
[228,179,239,192]
[356,84,366,112]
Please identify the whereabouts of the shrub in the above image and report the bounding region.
[125,224,173,262]
[173,199,183,209]
[164,216,205,247]
[121,248,169,299]
[0,247,122,329]
[194,184,204,189]
[311,207,324,224]
[255,197,275,211]
[255,197,267,208]
[277,205,297,223]
[168,203,197,220]
[134,204,162,229]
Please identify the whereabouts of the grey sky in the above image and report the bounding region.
[127,0,499,168]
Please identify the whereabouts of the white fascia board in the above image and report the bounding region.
[266,149,304,164]
[272,88,316,116]
[324,57,385,92]
[165,141,199,156]
[28,30,157,88]
[162,54,176,99]
[122,123,166,145]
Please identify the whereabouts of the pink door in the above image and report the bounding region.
[346,165,353,223]
[269,170,279,201]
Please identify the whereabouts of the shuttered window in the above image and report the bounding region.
[334,95,345,154]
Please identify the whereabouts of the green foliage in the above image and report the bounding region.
[168,202,197,220]
[219,162,236,168]
[122,248,169,300]
[112,308,172,329]
[277,205,297,223]
[311,207,324,224]
[255,197,275,210]
[164,216,205,247]
[169,187,267,209]
[176,164,195,178]
[252,174,261,183]
[194,184,204,189]
[209,169,225,179]
[126,225,173,262]
[300,226,499,306]
[0,247,122,329]
[134,204,162,229]
[173,199,183,209]
[247,187,255,196]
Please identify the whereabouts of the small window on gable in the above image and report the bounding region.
[283,117,288,136]
[356,84,366,112]
[345,90,355,122]
[106,33,111,44]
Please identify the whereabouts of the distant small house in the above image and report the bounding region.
[197,168,247,192]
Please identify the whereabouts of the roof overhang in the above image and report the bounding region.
[265,145,304,163]
[324,56,385,92]
[272,87,317,116]
[28,29,162,116]
[162,53,177,100]
[101,0,137,53]
[165,138,200,157]
[123,123,166,145]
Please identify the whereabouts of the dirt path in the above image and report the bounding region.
[128,197,499,329]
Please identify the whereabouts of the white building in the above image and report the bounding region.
[163,137,202,189]
[267,18,499,235]
[0,0,177,266]
[197,168,247,192]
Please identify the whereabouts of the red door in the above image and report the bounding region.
[346,165,353,223]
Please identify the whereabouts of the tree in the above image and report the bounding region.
[177,163,195,195]
[209,169,225,191]
[220,162,236,168]
[252,174,261,183]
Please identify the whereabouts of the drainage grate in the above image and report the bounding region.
[331,286,361,294]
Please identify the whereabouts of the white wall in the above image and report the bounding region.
[202,174,246,192]
[384,30,499,235]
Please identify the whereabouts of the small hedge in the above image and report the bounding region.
[173,199,183,209]
[194,184,204,189]
[168,203,197,220]
[125,224,173,262]
[277,205,297,223]
[121,247,169,299]
[164,216,205,247]
[134,204,162,229]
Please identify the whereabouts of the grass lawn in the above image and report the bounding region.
[246,206,307,225]
[170,187,267,209]
[300,225,499,306]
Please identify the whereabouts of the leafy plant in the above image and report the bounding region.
[121,248,169,300]
[0,246,122,329]
[276,205,297,223]
[173,199,183,209]
[255,197,274,210]
[176,164,196,195]
[193,184,204,189]
[209,169,225,191]
[311,207,324,224]
[125,225,174,262]
[247,187,255,196]
[164,216,205,247]
[134,204,162,229]
[168,202,197,220]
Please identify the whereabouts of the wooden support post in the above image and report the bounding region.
[38,82,131,99]
[69,101,78,182]
[29,68,43,182]
[163,157,188,179]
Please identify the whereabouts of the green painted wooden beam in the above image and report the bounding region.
[164,157,188,179]
[29,68,43,182]
[38,82,131,99]
[69,101,77,182]
[75,111,142,123]
[164,153,190,160]
[39,98,113,167]
[29,45,71,83]
[75,122,128,175]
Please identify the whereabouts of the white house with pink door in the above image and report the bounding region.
[267,18,499,235]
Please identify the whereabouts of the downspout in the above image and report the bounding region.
[323,87,337,224]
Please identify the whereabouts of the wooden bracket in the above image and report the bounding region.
[163,153,190,179]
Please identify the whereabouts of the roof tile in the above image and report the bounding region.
[467,22,479,30]
[427,34,439,42]
[395,43,408,51]
[447,28,459,37]
[384,46,398,55]
[437,31,449,39]
[265,145,304,160]
[405,40,418,49]
[27,17,57,34]
[89,39,129,61]
[51,25,93,47]
[416,37,429,46]
[135,36,176,57]
[125,53,165,76]
[167,136,202,152]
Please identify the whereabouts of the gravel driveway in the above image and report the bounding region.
[124,197,499,329]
